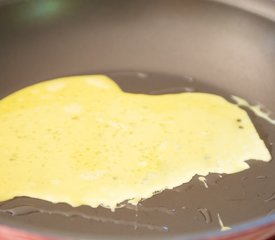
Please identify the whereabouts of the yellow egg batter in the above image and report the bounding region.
[0,75,271,210]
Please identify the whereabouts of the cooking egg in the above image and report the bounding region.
[0,75,271,210]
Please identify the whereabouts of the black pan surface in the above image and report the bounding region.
[0,1,275,239]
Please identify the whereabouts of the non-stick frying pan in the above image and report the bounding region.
[1,0,275,239]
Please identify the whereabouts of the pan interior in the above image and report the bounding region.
[0,72,275,239]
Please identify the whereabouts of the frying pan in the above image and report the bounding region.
[1,0,275,239]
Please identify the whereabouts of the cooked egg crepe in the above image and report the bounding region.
[0,75,271,209]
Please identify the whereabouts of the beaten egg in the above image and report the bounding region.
[0,75,271,210]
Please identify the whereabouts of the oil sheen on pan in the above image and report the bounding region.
[0,75,271,210]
